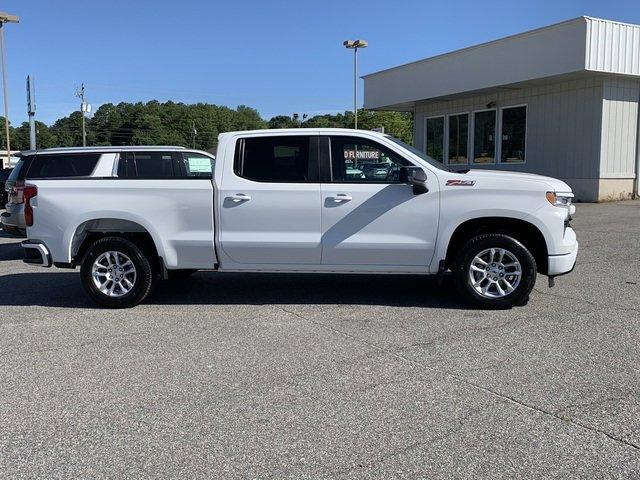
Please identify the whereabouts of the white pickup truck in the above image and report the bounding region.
[21,128,578,309]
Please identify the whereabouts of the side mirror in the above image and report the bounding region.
[401,166,429,195]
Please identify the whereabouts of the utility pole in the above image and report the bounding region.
[343,39,368,130]
[0,12,19,166]
[75,83,90,146]
[192,121,197,148]
[26,75,36,150]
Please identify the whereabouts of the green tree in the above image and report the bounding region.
[0,103,413,151]
[303,110,412,143]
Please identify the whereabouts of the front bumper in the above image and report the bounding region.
[547,241,579,276]
[22,240,52,267]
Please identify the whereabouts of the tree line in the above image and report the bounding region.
[0,101,412,152]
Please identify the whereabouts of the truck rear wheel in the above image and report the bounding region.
[80,236,154,308]
[453,233,536,309]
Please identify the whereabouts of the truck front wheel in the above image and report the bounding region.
[452,233,536,309]
[80,236,154,308]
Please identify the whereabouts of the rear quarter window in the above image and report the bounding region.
[181,153,215,178]
[27,153,101,178]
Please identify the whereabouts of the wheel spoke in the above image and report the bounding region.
[468,247,523,299]
[92,250,137,298]
[502,279,514,293]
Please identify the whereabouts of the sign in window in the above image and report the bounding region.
[183,153,214,176]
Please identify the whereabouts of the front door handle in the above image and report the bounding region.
[228,193,251,202]
[328,194,352,203]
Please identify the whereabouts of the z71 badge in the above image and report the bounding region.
[446,179,476,186]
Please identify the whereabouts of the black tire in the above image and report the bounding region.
[452,233,536,309]
[80,236,154,308]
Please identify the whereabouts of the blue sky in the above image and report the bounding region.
[2,0,640,125]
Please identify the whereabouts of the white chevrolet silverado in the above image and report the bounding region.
[21,128,578,308]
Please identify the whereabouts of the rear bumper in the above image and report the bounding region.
[547,241,578,276]
[22,240,52,267]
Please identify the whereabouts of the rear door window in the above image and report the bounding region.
[26,153,100,178]
[234,136,315,182]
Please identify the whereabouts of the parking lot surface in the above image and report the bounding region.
[1,200,639,479]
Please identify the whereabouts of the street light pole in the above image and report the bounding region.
[0,12,19,166]
[343,39,367,130]
[76,83,88,147]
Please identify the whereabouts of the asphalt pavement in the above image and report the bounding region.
[0,201,639,478]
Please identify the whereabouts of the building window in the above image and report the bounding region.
[448,113,469,164]
[473,110,496,164]
[425,116,444,162]
[500,106,526,163]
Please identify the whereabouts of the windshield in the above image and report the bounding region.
[384,135,452,172]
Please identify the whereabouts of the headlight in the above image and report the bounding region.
[546,191,573,207]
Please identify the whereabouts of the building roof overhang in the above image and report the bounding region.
[364,17,640,111]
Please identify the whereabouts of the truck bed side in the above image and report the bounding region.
[28,178,217,269]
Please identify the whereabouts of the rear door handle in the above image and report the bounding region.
[328,194,352,202]
[228,193,251,202]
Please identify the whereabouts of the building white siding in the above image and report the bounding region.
[586,18,640,76]
[414,77,606,200]
[365,16,640,201]
[600,77,640,178]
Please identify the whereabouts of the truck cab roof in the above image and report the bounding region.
[218,128,389,138]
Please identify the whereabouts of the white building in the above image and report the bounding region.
[363,17,640,201]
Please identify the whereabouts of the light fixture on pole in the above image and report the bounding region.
[343,39,367,129]
[0,12,19,165]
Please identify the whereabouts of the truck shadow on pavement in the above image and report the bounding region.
[0,269,465,310]
[0,237,24,261]
[1,237,465,309]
